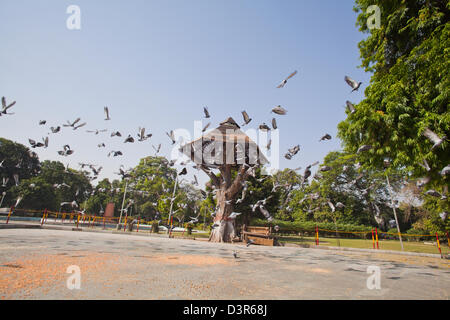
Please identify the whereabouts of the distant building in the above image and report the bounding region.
[105,203,115,217]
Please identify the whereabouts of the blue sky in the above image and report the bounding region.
[0,0,371,187]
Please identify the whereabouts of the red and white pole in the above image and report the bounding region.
[41,209,47,226]
[375,228,379,249]
[372,228,375,249]
[5,206,14,224]
[436,233,443,259]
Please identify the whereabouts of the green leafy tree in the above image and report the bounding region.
[9,160,92,212]
[0,137,40,205]
[289,151,405,230]
[338,1,449,190]
[11,176,58,211]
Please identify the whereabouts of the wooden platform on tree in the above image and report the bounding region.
[242,226,277,246]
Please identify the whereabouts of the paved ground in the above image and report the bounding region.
[0,228,449,300]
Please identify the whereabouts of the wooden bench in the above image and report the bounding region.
[241,225,277,246]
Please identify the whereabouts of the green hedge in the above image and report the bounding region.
[250,219,374,239]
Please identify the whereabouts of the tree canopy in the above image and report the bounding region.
[338,1,449,189]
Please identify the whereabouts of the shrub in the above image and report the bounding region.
[250,219,373,239]
[405,228,430,242]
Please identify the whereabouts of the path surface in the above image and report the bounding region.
[0,229,449,300]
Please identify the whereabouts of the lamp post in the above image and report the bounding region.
[167,172,179,235]
[385,172,404,251]
[116,180,129,230]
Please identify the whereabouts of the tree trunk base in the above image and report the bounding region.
[209,220,235,243]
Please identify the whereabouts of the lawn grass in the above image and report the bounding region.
[167,231,211,239]
[103,226,448,255]
[278,235,449,255]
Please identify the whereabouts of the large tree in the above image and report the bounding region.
[338,1,449,190]
[181,118,268,242]
[288,151,405,230]
[0,137,41,206]
[10,160,92,211]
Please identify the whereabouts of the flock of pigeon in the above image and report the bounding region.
[1,69,448,226]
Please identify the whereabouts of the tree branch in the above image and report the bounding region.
[226,165,250,198]
[201,166,221,188]
[220,165,232,189]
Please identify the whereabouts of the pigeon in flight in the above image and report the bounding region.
[50,126,61,134]
[87,129,107,135]
[418,159,431,172]
[357,145,372,154]
[277,70,298,88]
[258,205,273,222]
[202,122,211,133]
[108,150,123,157]
[302,161,319,183]
[424,190,442,198]
[335,202,345,209]
[104,106,111,120]
[272,105,287,115]
[259,123,270,131]
[124,135,135,143]
[98,143,106,148]
[416,176,431,188]
[153,144,162,154]
[319,134,332,141]
[1,97,16,115]
[179,167,187,176]
[346,101,356,114]
[327,201,336,213]
[246,239,255,247]
[39,120,46,125]
[43,137,49,148]
[289,145,300,155]
[266,139,272,150]
[344,76,362,92]
[111,131,122,137]
[192,175,199,186]
[166,130,176,144]
[29,139,44,148]
[91,166,103,176]
[241,110,252,126]
[440,165,450,176]
[272,118,277,130]
[57,145,74,156]
[13,174,19,186]
[116,166,132,179]
[228,212,242,220]
[63,118,81,128]
[73,122,86,130]
[137,127,152,141]
[422,128,447,151]
[287,145,300,157]
[203,107,210,118]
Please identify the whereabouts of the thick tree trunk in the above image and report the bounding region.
[204,164,250,243]
[209,188,236,242]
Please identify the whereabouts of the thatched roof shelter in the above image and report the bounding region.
[180,117,269,169]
